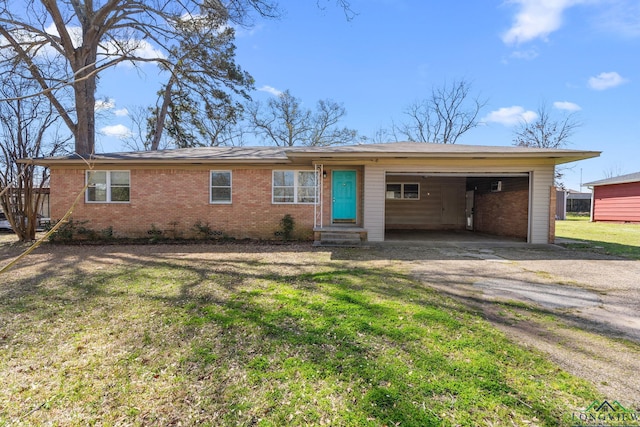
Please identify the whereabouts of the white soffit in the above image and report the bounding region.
[385,172,531,178]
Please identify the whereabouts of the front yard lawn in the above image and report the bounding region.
[0,245,597,426]
[556,214,640,259]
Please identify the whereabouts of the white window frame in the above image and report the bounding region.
[272,170,318,204]
[210,170,232,204]
[86,170,130,203]
[386,182,420,200]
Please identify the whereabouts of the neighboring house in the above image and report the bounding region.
[566,190,592,214]
[0,187,50,230]
[555,189,592,219]
[25,142,599,244]
[585,171,640,223]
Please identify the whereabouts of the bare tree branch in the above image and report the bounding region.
[247,90,357,146]
[395,79,487,144]
[512,102,582,186]
[0,71,71,241]
[603,163,626,179]
[1,0,355,154]
[512,103,581,149]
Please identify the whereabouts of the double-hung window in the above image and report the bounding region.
[210,171,232,203]
[273,170,318,204]
[386,183,420,200]
[86,171,130,203]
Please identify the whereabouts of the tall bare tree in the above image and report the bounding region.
[512,103,581,149]
[0,74,71,241]
[247,90,358,146]
[602,163,626,179]
[396,79,487,144]
[0,1,353,155]
[513,103,582,187]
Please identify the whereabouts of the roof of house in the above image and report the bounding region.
[566,192,592,200]
[22,142,600,166]
[584,171,640,187]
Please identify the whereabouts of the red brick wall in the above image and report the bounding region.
[474,189,529,240]
[50,167,316,240]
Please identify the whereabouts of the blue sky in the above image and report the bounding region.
[96,0,640,191]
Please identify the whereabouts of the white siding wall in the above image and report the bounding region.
[362,162,556,244]
[363,166,386,241]
[528,166,555,244]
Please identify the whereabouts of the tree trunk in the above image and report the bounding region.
[73,81,96,155]
[150,75,177,151]
[72,47,97,155]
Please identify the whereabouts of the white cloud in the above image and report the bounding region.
[45,22,82,48]
[114,108,129,117]
[101,124,132,138]
[502,0,585,45]
[483,106,537,126]
[509,48,540,60]
[128,39,166,60]
[234,23,264,38]
[595,0,640,38]
[588,71,628,90]
[3,22,165,68]
[258,85,283,97]
[95,98,116,111]
[46,22,165,65]
[103,39,166,68]
[553,101,581,111]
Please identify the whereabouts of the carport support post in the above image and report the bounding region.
[549,186,556,243]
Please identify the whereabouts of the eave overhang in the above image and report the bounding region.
[18,142,601,168]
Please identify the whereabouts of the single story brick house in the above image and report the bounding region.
[26,142,599,244]
[585,171,640,223]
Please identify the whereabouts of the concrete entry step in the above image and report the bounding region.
[313,227,367,247]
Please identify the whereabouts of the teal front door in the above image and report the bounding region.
[332,170,357,223]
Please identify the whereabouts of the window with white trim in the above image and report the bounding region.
[272,170,318,204]
[86,171,130,203]
[210,171,232,203]
[386,183,420,200]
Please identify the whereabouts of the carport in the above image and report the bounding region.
[296,141,600,245]
[384,172,531,242]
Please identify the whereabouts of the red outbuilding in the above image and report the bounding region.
[585,172,640,222]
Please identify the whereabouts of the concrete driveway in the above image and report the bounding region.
[361,241,640,405]
[369,237,640,342]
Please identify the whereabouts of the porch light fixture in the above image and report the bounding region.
[323,170,327,179]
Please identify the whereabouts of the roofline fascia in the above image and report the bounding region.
[20,149,601,167]
[585,178,640,187]
[18,158,294,167]
[289,150,601,160]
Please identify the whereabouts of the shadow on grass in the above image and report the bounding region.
[0,247,598,426]
[556,239,640,260]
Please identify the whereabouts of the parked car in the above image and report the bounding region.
[0,212,12,231]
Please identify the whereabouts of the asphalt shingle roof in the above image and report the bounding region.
[26,142,600,165]
[584,171,640,186]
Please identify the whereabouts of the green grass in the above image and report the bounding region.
[0,249,597,426]
[556,214,640,259]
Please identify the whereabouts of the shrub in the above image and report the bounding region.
[47,219,89,242]
[277,214,295,241]
[192,221,227,240]
[147,224,163,243]
[100,226,114,240]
